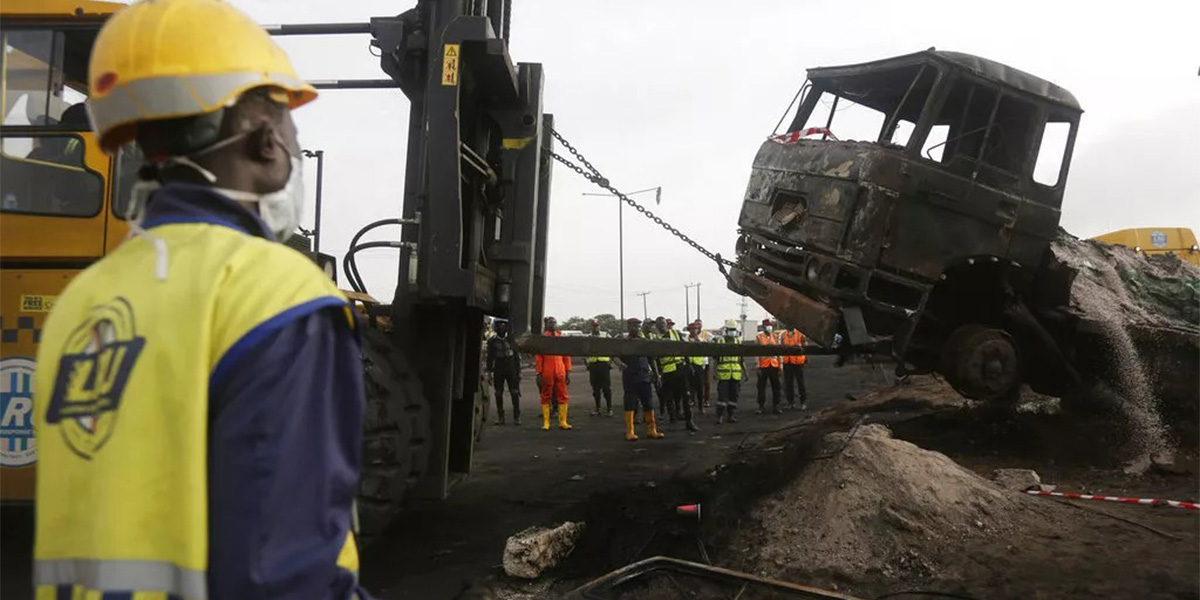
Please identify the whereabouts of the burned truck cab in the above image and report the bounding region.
[733,50,1082,400]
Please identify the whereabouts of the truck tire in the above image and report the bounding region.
[940,324,1022,401]
[357,326,432,541]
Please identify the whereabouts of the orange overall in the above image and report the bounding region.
[535,330,571,406]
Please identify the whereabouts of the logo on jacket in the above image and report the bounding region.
[45,298,145,459]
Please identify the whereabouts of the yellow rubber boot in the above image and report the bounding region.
[558,403,573,430]
[646,411,665,439]
[624,411,638,441]
[541,404,551,431]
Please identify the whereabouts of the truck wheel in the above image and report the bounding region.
[940,324,1022,401]
[357,326,432,541]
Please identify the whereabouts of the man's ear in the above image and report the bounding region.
[247,122,282,164]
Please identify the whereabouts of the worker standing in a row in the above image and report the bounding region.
[536,316,572,430]
[614,317,664,441]
[714,319,746,423]
[756,318,783,414]
[487,318,522,425]
[686,321,707,415]
[780,325,808,410]
[586,318,614,417]
[653,316,699,432]
[694,319,713,411]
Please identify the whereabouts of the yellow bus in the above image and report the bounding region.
[1091,227,1200,266]
[0,0,134,503]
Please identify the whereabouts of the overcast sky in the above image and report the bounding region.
[233,0,1200,327]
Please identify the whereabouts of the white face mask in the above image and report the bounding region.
[725,329,738,338]
[208,136,305,240]
[131,129,305,240]
[764,326,774,333]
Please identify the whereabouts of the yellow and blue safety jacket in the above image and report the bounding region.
[32,183,368,600]
[716,337,744,381]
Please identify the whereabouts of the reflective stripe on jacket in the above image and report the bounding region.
[656,329,684,373]
[586,331,611,365]
[780,329,807,365]
[715,337,743,381]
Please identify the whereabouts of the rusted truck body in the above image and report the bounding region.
[732,50,1086,400]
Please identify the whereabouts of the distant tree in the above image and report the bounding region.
[560,313,623,336]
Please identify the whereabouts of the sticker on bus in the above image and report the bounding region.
[20,294,57,313]
[1,357,37,467]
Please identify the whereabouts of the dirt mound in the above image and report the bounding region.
[1051,235,1200,470]
[731,424,1063,593]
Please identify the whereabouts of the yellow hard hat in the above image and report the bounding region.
[87,0,317,153]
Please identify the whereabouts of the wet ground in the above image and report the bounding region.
[360,357,883,598]
[0,357,882,600]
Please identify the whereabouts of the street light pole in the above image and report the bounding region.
[685,282,701,324]
[584,186,661,322]
[684,285,690,324]
[636,291,650,320]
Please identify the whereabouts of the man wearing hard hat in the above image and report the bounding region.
[32,1,367,598]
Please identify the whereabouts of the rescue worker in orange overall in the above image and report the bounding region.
[780,326,808,410]
[535,316,573,430]
[755,318,783,414]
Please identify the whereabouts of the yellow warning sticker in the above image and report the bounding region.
[19,295,55,313]
[442,43,460,86]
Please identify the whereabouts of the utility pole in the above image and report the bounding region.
[637,291,651,320]
[739,296,749,341]
[684,282,701,324]
[585,186,660,321]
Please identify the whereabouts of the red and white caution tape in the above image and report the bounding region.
[770,127,839,143]
[1025,489,1199,511]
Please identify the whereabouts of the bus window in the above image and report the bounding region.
[112,144,145,219]
[2,28,94,127]
[1,134,103,217]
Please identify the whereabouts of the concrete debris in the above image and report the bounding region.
[502,521,586,579]
[992,468,1042,491]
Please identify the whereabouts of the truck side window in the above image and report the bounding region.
[979,95,1038,176]
[0,134,103,217]
[1033,121,1071,187]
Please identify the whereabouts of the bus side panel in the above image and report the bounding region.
[0,269,76,502]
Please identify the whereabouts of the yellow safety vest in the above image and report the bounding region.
[33,222,358,600]
[687,335,706,365]
[585,332,610,365]
[655,329,684,373]
[715,337,743,381]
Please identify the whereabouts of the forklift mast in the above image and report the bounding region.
[367,0,551,500]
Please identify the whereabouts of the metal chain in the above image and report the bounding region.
[547,127,739,271]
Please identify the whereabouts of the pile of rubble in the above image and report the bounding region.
[728,424,1076,594]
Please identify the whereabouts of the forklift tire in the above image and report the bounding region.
[357,326,432,541]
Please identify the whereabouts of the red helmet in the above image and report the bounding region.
[762,318,773,327]
[665,318,675,327]
[627,317,642,325]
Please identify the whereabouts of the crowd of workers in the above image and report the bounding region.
[485,314,809,441]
